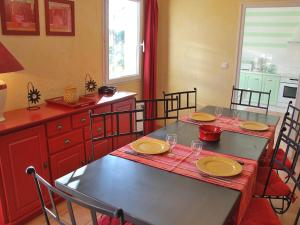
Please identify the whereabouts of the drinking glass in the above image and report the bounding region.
[166,134,177,154]
[191,140,203,157]
[215,107,223,118]
[233,110,239,121]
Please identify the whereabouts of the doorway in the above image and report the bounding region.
[236,4,300,113]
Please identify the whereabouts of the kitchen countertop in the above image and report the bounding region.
[240,70,299,79]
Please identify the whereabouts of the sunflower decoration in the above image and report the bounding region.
[27,82,41,110]
[85,73,97,95]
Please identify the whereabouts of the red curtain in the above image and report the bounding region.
[143,0,158,134]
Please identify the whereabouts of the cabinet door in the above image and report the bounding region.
[112,99,135,149]
[0,126,49,222]
[238,72,247,89]
[50,144,85,181]
[245,74,263,103]
[85,139,112,163]
[262,76,280,105]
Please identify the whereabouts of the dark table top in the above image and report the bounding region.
[149,121,269,161]
[56,106,279,225]
[56,155,240,225]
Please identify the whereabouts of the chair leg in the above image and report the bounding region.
[269,196,292,214]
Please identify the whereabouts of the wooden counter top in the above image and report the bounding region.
[0,91,136,135]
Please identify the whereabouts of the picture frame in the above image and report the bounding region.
[0,0,40,35]
[45,0,75,36]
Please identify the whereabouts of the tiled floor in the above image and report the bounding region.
[26,110,299,225]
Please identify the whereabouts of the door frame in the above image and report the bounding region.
[235,1,300,88]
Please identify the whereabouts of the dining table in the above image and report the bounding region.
[55,105,280,225]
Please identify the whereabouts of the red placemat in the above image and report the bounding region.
[111,137,258,225]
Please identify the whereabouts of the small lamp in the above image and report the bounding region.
[0,42,24,121]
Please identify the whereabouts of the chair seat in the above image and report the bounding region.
[98,215,134,225]
[273,148,293,170]
[259,148,292,169]
[240,198,282,225]
[255,167,291,197]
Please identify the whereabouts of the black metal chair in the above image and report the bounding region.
[89,108,144,161]
[255,103,300,214]
[230,85,271,114]
[242,159,300,225]
[272,101,297,181]
[135,97,179,128]
[163,88,197,112]
[26,166,127,225]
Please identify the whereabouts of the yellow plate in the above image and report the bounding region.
[130,138,170,155]
[191,112,216,122]
[196,156,243,177]
[240,121,269,131]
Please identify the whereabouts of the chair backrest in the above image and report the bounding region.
[26,166,126,225]
[264,102,300,202]
[163,88,197,112]
[135,97,179,126]
[230,85,271,114]
[89,108,144,161]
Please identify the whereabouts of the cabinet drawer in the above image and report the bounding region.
[94,105,111,114]
[72,112,90,128]
[46,117,72,137]
[48,129,83,154]
[84,118,112,140]
[50,144,85,181]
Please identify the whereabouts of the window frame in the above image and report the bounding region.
[103,0,144,85]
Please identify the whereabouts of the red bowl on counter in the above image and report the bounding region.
[199,125,222,141]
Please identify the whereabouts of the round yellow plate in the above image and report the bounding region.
[196,156,243,177]
[130,139,170,155]
[191,112,216,122]
[240,121,269,131]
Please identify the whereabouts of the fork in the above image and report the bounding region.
[199,173,232,184]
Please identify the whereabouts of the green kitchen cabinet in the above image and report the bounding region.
[262,75,280,105]
[239,72,247,89]
[238,71,279,106]
[246,73,263,103]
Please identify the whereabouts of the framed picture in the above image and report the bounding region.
[0,0,40,35]
[45,0,74,36]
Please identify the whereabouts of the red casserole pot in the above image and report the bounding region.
[199,125,222,141]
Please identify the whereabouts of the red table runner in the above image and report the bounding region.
[110,138,258,225]
[180,115,276,161]
[180,115,275,139]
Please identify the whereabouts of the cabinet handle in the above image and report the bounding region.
[64,139,71,144]
[57,124,63,130]
[81,118,87,123]
[97,128,102,133]
[268,79,272,82]
[43,162,49,169]
[254,78,259,81]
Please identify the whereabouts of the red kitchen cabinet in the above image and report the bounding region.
[50,144,85,181]
[0,91,136,225]
[0,125,50,224]
[112,99,135,149]
[85,139,112,163]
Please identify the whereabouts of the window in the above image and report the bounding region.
[104,0,144,84]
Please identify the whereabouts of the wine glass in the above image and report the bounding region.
[215,107,223,118]
[233,110,239,121]
[166,134,177,155]
[191,140,203,157]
